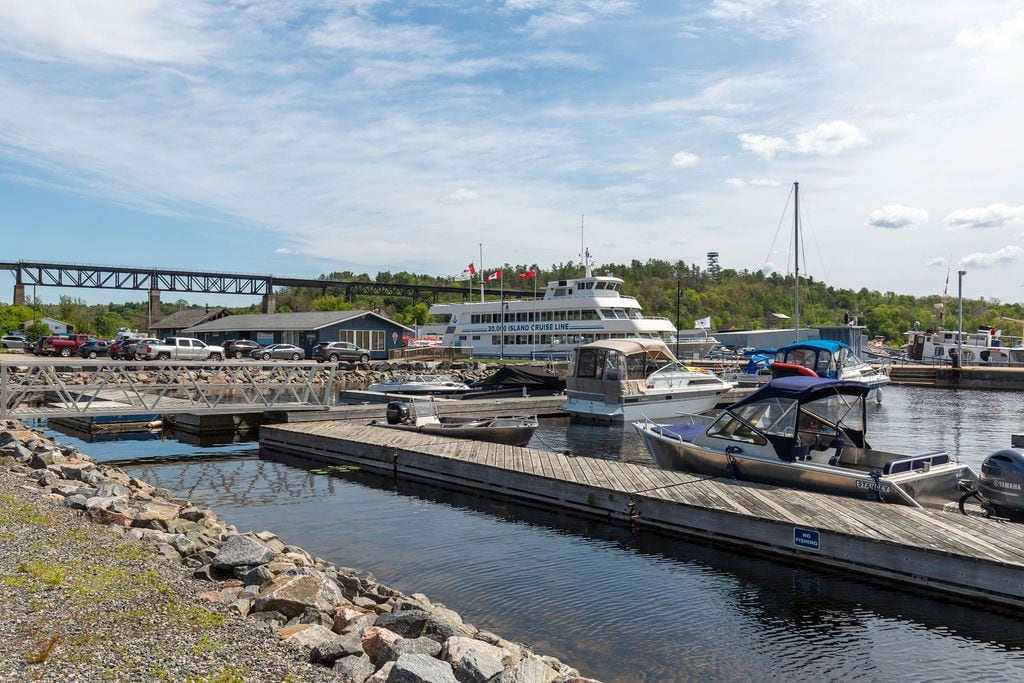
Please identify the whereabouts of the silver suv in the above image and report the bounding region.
[313,341,370,363]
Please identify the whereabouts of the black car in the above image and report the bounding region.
[223,339,262,359]
[312,341,371,363]
[78,340,110,359]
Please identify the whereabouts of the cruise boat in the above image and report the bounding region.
[560,338,733,423]
[770,339,890,402]
[633,376,979,510]
[904,328,1024,366]
[427,255,676,359]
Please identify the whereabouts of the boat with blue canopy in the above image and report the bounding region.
[771,339,890,402]
[633,376,976,509]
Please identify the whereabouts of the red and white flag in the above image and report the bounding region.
[465,263,476,276]
[518,269,536,280]
[485,270,502,282]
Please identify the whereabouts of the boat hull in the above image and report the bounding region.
[561,387,726,423]
[634,423,974,509]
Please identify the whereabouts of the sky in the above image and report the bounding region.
[2,0,1024,309]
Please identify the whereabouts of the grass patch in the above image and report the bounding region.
[0,493,53,526]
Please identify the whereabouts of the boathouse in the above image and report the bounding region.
[185,310,415,360]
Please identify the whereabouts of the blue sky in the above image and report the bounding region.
[2,1,1024,309]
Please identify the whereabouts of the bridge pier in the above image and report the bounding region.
[148,289,161,330]
[13,283,24,306]
[261,293,276,314]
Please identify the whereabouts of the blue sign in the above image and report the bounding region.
[793,527,820,550]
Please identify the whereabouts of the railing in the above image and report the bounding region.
[1,360,340,419]
[387,346,474,361]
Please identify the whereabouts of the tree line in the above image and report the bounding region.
[3,259,1022,348]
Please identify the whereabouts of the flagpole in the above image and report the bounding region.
[500,264,505,360]
[479,243,484,303]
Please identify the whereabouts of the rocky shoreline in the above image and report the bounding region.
[0,419,598,682]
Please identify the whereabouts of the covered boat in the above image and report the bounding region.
[370,398,538,447]
[560,339,733,423]
[633,376,978,510]
[461,365,565,400]
[772,339,890,402]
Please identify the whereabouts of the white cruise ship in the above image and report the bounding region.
[427,260,676,359]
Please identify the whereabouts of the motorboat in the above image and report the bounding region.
[771,339,890,402]
[370,398,538,447]
[633,376,979,510]
[721,348,775,388]
[560,338,734,423]
[366,374,471,395]
[460,364,565,400]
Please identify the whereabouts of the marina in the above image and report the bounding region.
[34,383,1024,682]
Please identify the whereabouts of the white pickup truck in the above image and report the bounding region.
[136,337,225,361]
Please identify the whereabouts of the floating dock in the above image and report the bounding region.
[261,420,1024,609]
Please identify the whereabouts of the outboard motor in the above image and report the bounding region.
[385,400,411,425]
[961,449,1024,521]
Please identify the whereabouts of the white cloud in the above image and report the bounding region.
[749,178,781,186]
[671,151,698,167]
[959,245,1024,268]
[956,12,1024,52]
[761,262,776,276]
[738,133,789,159]
[445,188,479,203]
[794,120,868,155]
[944,204,1024,230]
[725,177,744,187]
[865,205,929,230]
[924,256,945,268]
[275,247,296,254]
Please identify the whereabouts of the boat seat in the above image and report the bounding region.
[882,451,950,475]
[827,438,845,466]
[651,422,705,443]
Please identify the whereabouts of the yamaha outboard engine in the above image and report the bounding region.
[385,400,411,425]
[962,449,1024,521]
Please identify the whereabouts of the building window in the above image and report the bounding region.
[340,329,385,351]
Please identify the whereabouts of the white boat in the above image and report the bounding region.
[370,398,538,447]
[771,340,890,402]
[673,333,721,361]
[904,327,1024,366]
[560,338,734,423]
[427,251,676,359]
[365,374,471,395]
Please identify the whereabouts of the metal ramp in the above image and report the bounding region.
[1,360,340,419]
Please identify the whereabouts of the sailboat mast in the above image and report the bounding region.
[793,181,800,342]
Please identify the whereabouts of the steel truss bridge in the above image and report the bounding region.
[0,260,538,304]
[0,360,342,420]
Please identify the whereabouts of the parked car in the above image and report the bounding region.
[121,338,162,361]
[312,341,370,363]
[78,340,110,359]
[251,343,306,361]
[137,337,225,361]
[48,333,98,357]
[223,339,262,359]
[1,334,26,351]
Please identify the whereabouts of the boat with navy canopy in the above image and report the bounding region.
[633,376,978,510]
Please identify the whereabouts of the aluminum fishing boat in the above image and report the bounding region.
[633,376,978,510]
[370,398,538,447]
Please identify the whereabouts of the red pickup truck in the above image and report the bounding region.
[46,334,98,357]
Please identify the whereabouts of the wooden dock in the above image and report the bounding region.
[260,420,1024,609]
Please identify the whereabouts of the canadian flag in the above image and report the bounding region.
[518,269,536,280]
[485,270,502,282]
[465,263,476,276]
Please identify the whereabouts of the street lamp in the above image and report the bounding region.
[675,275,681,358]
[956,270,966,368]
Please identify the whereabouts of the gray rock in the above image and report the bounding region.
[386,653,458,683]
[311,632,365,664]
[490,657,559,683]
[333,655,376,683]
[211,534,276,569]
[377,636,443,664]
[253,572,347,618]
[451,648,504,683]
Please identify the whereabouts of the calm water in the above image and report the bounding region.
[39,385,1024,682]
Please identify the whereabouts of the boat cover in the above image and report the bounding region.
[728,376,870,410]
[468,365,565,391]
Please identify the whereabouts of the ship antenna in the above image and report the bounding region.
[580,213,593,277]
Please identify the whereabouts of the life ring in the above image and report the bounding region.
[770,361,818,378]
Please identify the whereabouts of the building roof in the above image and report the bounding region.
[185,309,414,333]
[151,307,232,331]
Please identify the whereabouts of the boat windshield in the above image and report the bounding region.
[714,386,866,443]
